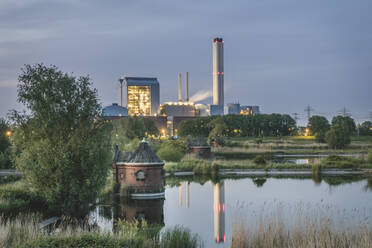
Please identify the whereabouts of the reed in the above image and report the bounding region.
[231,204,372,248]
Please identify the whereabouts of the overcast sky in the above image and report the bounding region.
[0,0,371,125]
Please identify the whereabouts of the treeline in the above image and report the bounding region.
[178,114,296,138]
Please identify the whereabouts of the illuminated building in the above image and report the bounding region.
[121,77,160,116]
[240,105,260,115]
[159,102,197,117]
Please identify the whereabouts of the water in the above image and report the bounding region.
[91,176,372,247]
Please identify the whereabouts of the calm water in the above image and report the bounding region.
[90,176,372,247]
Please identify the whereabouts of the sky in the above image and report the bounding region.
[0,0,371,126]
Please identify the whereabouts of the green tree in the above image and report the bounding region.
[331,116,356,135]
[0,118,12,169]
[11,64,112,216]
[325,125,351,149]
[359,121,372,136]
[308,115,330,143]
[208,117,228,141]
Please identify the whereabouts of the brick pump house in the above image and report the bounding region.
[113,140,165,199]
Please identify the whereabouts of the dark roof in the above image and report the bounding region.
[124,77,159,86]
[103,103,128,117]
[127,141,163,164]
[116,151,132,163]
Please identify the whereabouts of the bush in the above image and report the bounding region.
[0,151,12,169]
[325,126,351,149]
[368,150,372,163]
[253,155,266,165]
[157,145,185,162]
[160,226,204,248]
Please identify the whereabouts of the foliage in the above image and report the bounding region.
[156,140,188,162]
[0,182,48,217]
[331,115,356,135]
[1,214,201,248]
[208,117,228,141]
[160,226,204,248]
[368,150,372,163]
[308,115,330,143]
[325,125,351,149]
[321,155,363,168]
[157,146,184,162]
[358,121,372,136]
[253,155,266,165]
[178,114,296,138]
[0,118,13,169]
[0,175,21,184]
[111,117,158,150]
[10,64,112,217]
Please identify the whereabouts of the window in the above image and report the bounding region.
[136,170,145,181]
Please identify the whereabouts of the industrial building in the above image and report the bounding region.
[119,77,160,116]
[240,105,260,115]
[103,103,128,119]
[160,102,197,117]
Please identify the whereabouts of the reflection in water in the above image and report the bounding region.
[113,197,164,228]
[214,182,225,244]
[178,182,191,208]
[179,182,183,207]
[186,181,190,208]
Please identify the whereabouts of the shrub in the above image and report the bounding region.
[325,126,351,149]
[368,150,372,163]
[157,145,185,162]
[253,155,266,165]
[160,226,204,248]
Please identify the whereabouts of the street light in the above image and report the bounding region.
[5,130,11,137]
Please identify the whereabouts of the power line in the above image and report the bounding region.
[292,113,300,123]
[338,107,351,117]
[304,105,314,121]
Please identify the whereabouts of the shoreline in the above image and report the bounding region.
[166,168,372,177]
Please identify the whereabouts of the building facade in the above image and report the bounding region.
[121,77,160,116]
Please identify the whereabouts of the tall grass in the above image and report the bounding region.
[231,204,372,248]
[0,214,202,248]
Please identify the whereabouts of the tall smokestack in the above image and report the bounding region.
[186,72,189,102]
[178,73,182,102]
[213,37,224,106]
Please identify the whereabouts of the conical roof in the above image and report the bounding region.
[127,141,163,164]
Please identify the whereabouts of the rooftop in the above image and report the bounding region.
[103,103,128,117]
[124,77,159,86]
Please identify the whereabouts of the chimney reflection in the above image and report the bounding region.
[179,182,183,207]
[186,181,190,208]
[214,182,225,244]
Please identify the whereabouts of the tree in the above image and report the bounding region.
[11,64,112,217]
[331,116,356,135]
[308,116,330,143]
[325,125,351,149]
[359,121,372,136]
[0,118,12,169]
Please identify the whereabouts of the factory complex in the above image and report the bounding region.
[103,37,259,136]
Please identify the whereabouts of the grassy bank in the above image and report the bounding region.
[231,204,372,248]
[164,153,372,176]
[0,215,203,248]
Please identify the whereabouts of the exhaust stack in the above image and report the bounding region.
[213,37,224,106]
[186,72,189,102]
[178,73,182,102]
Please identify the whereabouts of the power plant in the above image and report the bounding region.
[103,37,260,134]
